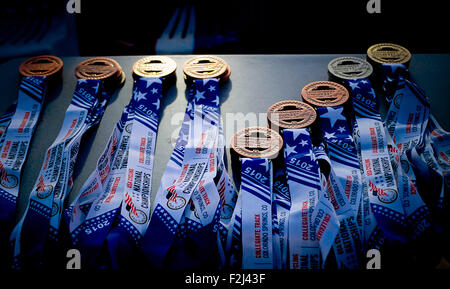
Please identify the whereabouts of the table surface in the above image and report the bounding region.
[1,54,449,222]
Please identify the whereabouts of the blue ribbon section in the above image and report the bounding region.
[346,78,409,244]
[316,106,360,170]
[104,78,163,269]
[141,79,221,268]
[0,76,47,268]
[12,79,104,269]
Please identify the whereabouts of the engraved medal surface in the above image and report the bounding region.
[301,81,349,107]
[267,100,317,129]
[19,55,63,78]
[328,57,373,80]
[132,56,177,79]
[231,126,283,159]
[367,43,411,65]
[183,55,229,81]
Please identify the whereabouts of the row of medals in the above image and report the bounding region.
[16,42,411,161]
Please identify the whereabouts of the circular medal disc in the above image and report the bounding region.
[75,57,122,81]
[19,55,63,78]
[301,81,349,107]
[183,55,229,81]
[231,126,283,159]
[328,57,373,80]
[367,43,411,65]
[132,56,177,79]
[267,100,317,129]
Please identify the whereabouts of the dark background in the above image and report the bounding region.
[1,0,450,61]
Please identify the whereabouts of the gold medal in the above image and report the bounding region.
[231,126,283,159]
[132,56,177,79]
[301,81,349,107]
[183,55,229,82]
[367,43,411,65]
[19,55,63,78]
[267,100,317,129]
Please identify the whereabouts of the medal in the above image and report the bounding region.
[267,100,317,129]
[301,81,349,107]
[367,43,411,66]
[231,126,283,159]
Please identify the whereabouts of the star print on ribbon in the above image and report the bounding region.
[283,128,322,269]
[141,78,236,269]
[376,64,437,241]
[316,106,362,212]
[379,64,430,152]
[345,77,409,245]
[65,77,165,269]
[102,78,164,268]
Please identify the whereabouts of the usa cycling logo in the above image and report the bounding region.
[36,175,53,199]
[369,180,398,203]
[0,161,18,189]
[166,185,186,210]
[125,192,148,224]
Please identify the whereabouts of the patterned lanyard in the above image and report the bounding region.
[141,56,236,269]
[167,80,237,270]
[301,82,365,269]
[368,46,439,240]
[0,55,63,268]
[10,57,123,269]
[229,126,283,269]
[283,128,323,269]
[0,102,17,149]
[69,57,175,269]
[330,56,423,248]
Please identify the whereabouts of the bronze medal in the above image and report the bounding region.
[183,55,230,82]
[301,81,349,107]
[19,55,63,78]
[75,57,124,90]
[267,100,317,129]
[75,57,122,80]
[367,43,411,65]
[231,126,283,159]
[328,57,373,80]
[132,56,177,79]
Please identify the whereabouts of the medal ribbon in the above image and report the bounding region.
[380,64,430,151]
[315,106,364,268]
[142,79,226,268]
[71,78,160,267]
[283,128,322,269]
[104,78,164,268]
[10,78,109,268]
[64,103,129,242]
[240,157,273,269]
[375,64,434,239]
[0,77,47,267]
[271,163,291,269]
[0,102,17,149]
[168,80,237,269]
[347,78,408,244]
[313,143,362,268]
